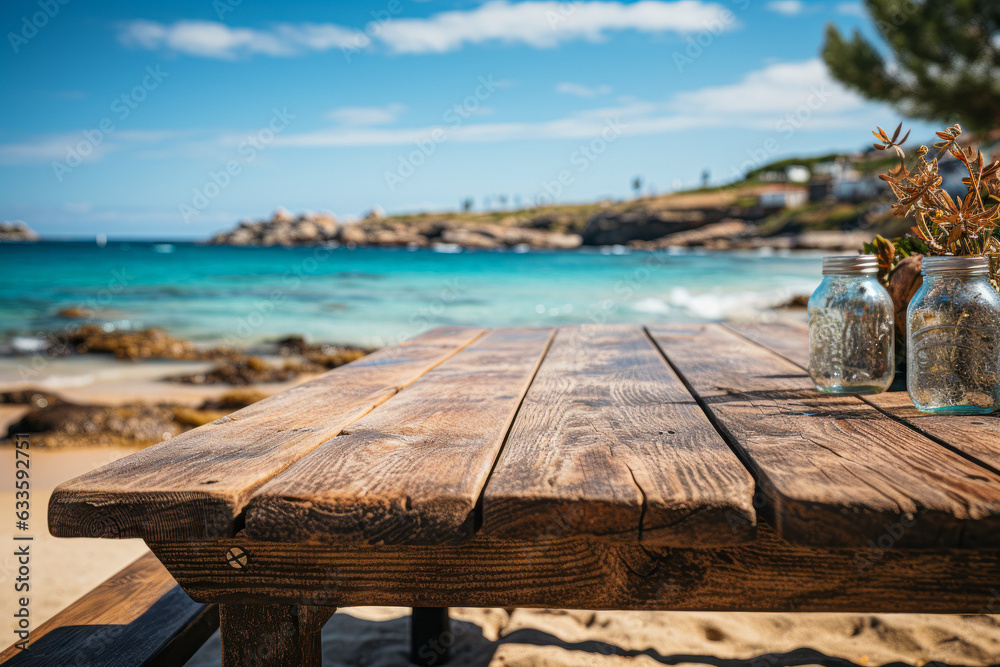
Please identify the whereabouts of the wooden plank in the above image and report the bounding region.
[48,327,487,541]
[483,324,755,547]
[145,525,1000,613]
[647,323,1000,549]
[725,320,809,368]
[219,603,334,667]
[244,328,554,545]
[861,393,1000,474]
[728,321,1000,475]
[0,552,217,666]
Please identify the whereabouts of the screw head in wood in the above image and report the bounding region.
[226,546,249,570]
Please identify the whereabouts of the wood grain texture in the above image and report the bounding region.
[219,603,334,667]
[0,552,217,666]
[727,320,1000,475]
[48,327,487,542]
[145,525,1000,613]
[483,324,755,547]
[648,323,1000,549]
[724,321,809,369]
[245,328,554,545]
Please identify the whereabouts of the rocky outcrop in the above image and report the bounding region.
[439,224,581,249]
[2,388,272,447]
[170,336,369,385]
[5,401,183,447]
[629,219,754,249]
[205,184,874,251]
[49,325,224,361]
[584,208,716,245]
[208,210,582,250]
[168,356,301,385]
[208,210,341,246]
[777,230,874,251]
[0,222,39,242]
[581,191,761,246]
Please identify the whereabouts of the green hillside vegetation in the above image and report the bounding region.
[377,150,895,240]
[744,153,842,179]
[213,150,897,250]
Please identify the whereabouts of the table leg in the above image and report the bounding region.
[220,603,335,666]
[410,607,451,666]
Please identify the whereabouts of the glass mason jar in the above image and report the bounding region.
[808,255,895,394]
[907,256,1000,414]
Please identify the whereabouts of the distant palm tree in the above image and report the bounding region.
[632,177,642,198]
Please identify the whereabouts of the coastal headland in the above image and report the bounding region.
[207,180,880,252]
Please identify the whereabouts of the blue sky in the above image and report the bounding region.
[1,0,935,239]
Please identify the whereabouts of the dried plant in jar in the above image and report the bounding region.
[867,123,1000,412]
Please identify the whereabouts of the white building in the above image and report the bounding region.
[759,187,808,209]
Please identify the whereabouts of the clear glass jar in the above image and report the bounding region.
[907,256,1000,414]
[808,255,894,394]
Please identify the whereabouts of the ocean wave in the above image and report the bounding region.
[633,287,806,321]
[10,336,47,353]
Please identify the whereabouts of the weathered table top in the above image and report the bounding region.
[49,323,1000,552]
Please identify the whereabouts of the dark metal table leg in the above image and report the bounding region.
[410,607,451,666]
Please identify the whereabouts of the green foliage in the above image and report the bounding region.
[853,154,902,174]
[744,153,843,179]
[822,1,1000,135]
[862,234,930,284]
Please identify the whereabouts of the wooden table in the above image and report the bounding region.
[48,324,1000,666]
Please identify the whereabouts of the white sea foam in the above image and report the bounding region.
[631,297,672,314]
[11,336,47,353]
[632,286,810,321]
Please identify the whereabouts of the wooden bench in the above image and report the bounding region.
[0,553,217,666]
[35,324,1000,665]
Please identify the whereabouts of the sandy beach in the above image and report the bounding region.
[3,363,999,666]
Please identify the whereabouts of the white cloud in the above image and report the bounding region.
[326,104,406,126]
[116,19,359,59]
[0,60,884,165]
[377,0,731,53]
[556,82,613,98]
[765,1,806,15]
[116,1,735,59]
[671,59,863,116]
[835,2,865,17]
[0,134,99,163]
[0,129,180,165]
[268,59,876,149]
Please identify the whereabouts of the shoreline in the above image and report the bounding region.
[0,243,821,351]
[5,235,863,251]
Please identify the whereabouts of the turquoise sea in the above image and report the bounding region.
[1,242,822,350]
